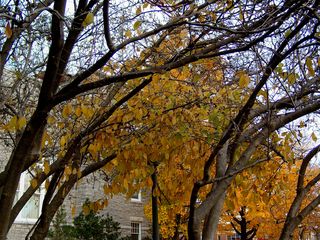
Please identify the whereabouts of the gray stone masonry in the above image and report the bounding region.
[1,144,150,240]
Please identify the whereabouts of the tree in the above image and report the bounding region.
[0,1,319,240]
[280,144,320,239]
[48,207,74,240]
[229,206,258,240]
[206,142,320,239]
[72,212,123,240]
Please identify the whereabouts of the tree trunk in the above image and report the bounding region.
[29,175,77,240]
[202,191,227,240]
[151,164,160,240]
[0,111,47,240]
[279,219,298,240]
[202,142,229,240]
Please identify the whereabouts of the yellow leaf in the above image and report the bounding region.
[123,179,129,190]
[17,116,27,130]
[137,108,144,120]
[123,150,130,160]
[239,6,244,20]
[136,6,142,15]
[172,115,177,125]
[306,57,315,77]
[30,178,38,189]
[284,30,291,38]
[143,3,149,8]
[125,30,132,38]
[133,21,142,30]
[75,106,82,117]
[65,166,72,176]
[82,205,90,216]
[238,71,250,88]
[311,132,318,142]
[93,201,100,212]
[104,199,109,207]
[5,22,12,38]
[198,15,206,23]
[225,199,235,211]
[47,116,56,124]
[170,69,180,78]
[82,12,94,27]
[152,74,160,81]
[81,104,92,119]
[104,185,109,194]
[235,189,242,200]
[60,136,66,147]
[44,161,50,175]
[71,206,76,217]
[288,73,296,85]
[4,115,17,131]
[45,180,50,190]
[77,169,82,179]
[62,104,72,118]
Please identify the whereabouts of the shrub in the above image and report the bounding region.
[48,205,129,240]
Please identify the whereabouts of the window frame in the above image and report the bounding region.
[14,172,45,224]
[131,221,141,240]
[130,190,142,202]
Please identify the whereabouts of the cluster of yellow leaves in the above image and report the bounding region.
[99,53,254,238]
[144,204,188,239]
[221,146,320,239]
[1,115,27,131]
[81,199,109,216]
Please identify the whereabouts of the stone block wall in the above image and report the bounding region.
[63,174,151,239]
[1,142,150,239]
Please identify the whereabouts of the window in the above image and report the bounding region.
[227,233,241,240]
[131,191,141,202]
[14,172,44,223]
[131,222,141,240]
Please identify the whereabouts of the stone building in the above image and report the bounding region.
[0,143,150,240]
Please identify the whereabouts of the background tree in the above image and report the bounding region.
[229,206,258,240]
